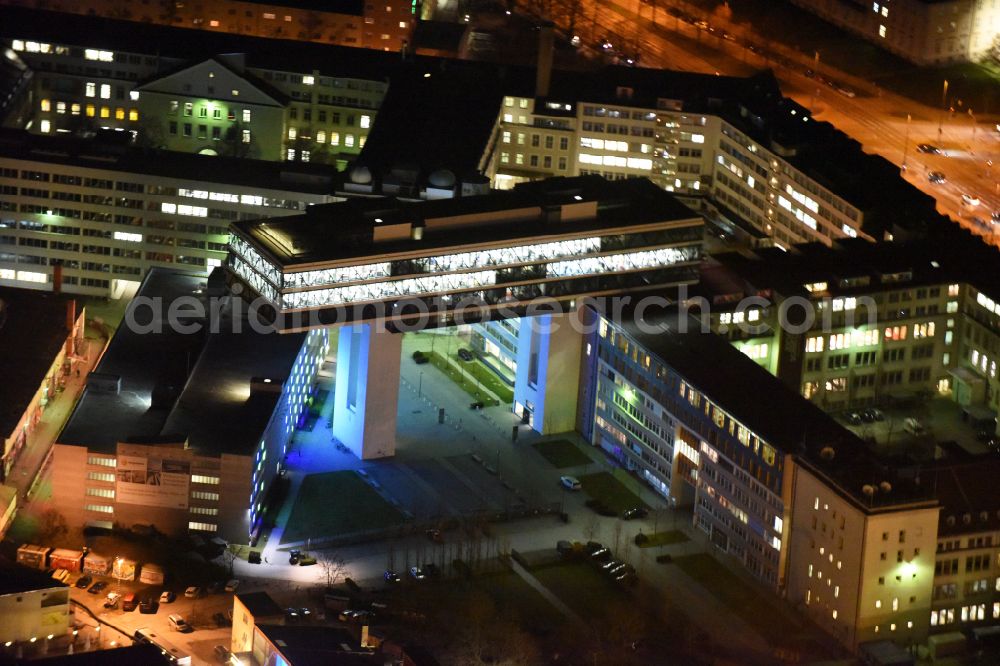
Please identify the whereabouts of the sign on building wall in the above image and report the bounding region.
[116,455,191,509]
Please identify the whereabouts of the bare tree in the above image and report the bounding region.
[583,512,599,542]
[37,508,69,543]
[316,551,348,589]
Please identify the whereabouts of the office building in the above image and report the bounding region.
[0,129,339,297]
[53,269,327,542]
[790,0,1000,65]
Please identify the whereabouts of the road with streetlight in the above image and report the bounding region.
[524,0,1000,244]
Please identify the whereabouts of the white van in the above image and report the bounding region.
[167,614,192,632]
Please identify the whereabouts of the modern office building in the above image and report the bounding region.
[0,0,416,52]
[0,129,339,297]
[52,268,327,542]
[790,0,1000,65]
[0,285,85,482]
[226,175,704,456]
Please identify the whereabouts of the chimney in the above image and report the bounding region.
[535,22,554,98]
[52,261,62,294]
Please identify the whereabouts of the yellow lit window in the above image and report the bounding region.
[100,107,110,118]
[128,108,139,121]
[86,104,96,117]
[115,107,125,120]
[71,103,80,115]
[316,130,326,143]
[40,99,51,112]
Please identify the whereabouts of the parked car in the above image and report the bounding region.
[903,417,926,435]
[103,592,120,609]
[408,566,426,580]
[622,507,648,520]
[168,614,192,633]
[457,348,474,361]
[184,586,201,598]
[87,581,107,595]
[426,529,443,543]
[917,144,941,154]
[224,579,240,592]
[928,171,946,184]
[288,549,301,565]
[424,563,441,578]
[863,408,885,422]
[159,591,176,604]
[384,569,401,583]
[559,475,582,491]
[412,350,429,364]
[590,546,611,562]
[121,592,138,612]
[962,193,981,207]
[845,411,863,425]
[138,597,158,614]
[75,575,93,589]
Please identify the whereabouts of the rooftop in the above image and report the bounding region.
[236,590,284,618]
[709,229,1000,305]
[255,624,378,666]
[610,302,936,510]
[58,269,305,456]
[923,459,1000,537]
[236,176,700,267]
[17,644,173,665]
[0,128,339,195]
[0,557,67,596]
[0,286,77,438]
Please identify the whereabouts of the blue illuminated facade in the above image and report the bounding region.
[249,327,329,539]
[579,311,791,590]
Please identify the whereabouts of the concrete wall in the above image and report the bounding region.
[0,587,70,643]
[514,313,583,435]
[332,323,401,460]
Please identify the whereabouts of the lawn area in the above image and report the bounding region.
[533,439,593,469]
[478,571,568,630]
[424,351,500,406]
[282,471,404,543]
[464,358,515,403]
[532,560,627,620]
[637,530,690,548]
[672,553,800,646]
[580,472,648,514]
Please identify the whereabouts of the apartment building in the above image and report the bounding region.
[0,0,415,52]
[790,0,1000,65]
[52,269,327,542]
[0,129,339,297]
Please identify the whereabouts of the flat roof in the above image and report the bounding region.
[0,128,339,195]
[609,302,935,509]
[0,557,67,596]
[710,229,1000,305]
[236,176,700,267]
[236,590,284,617]
[256,624,377,666]
[0,286,76,437]
[926,460,1000,536]
[58,269,304,456]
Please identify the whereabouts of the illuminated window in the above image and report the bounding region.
[288,127,297,140]
[879,25,886,38]
[242,129,251,143]
[128,108,139,121]
[39,119,51,133]
[316,130,326,143]
[345,134,355,148]
[85,82,96,98]
[302,75,315,85]
[115,107,125,120]
[71,103,80,115]
[360,114,371,129]
[191,474,220,485]
[243,109,251,123]
[40,99,51,112]
[330,132,340,146]
[99,107,110,118]
[99,84,111,99]
[287,148,296,160]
